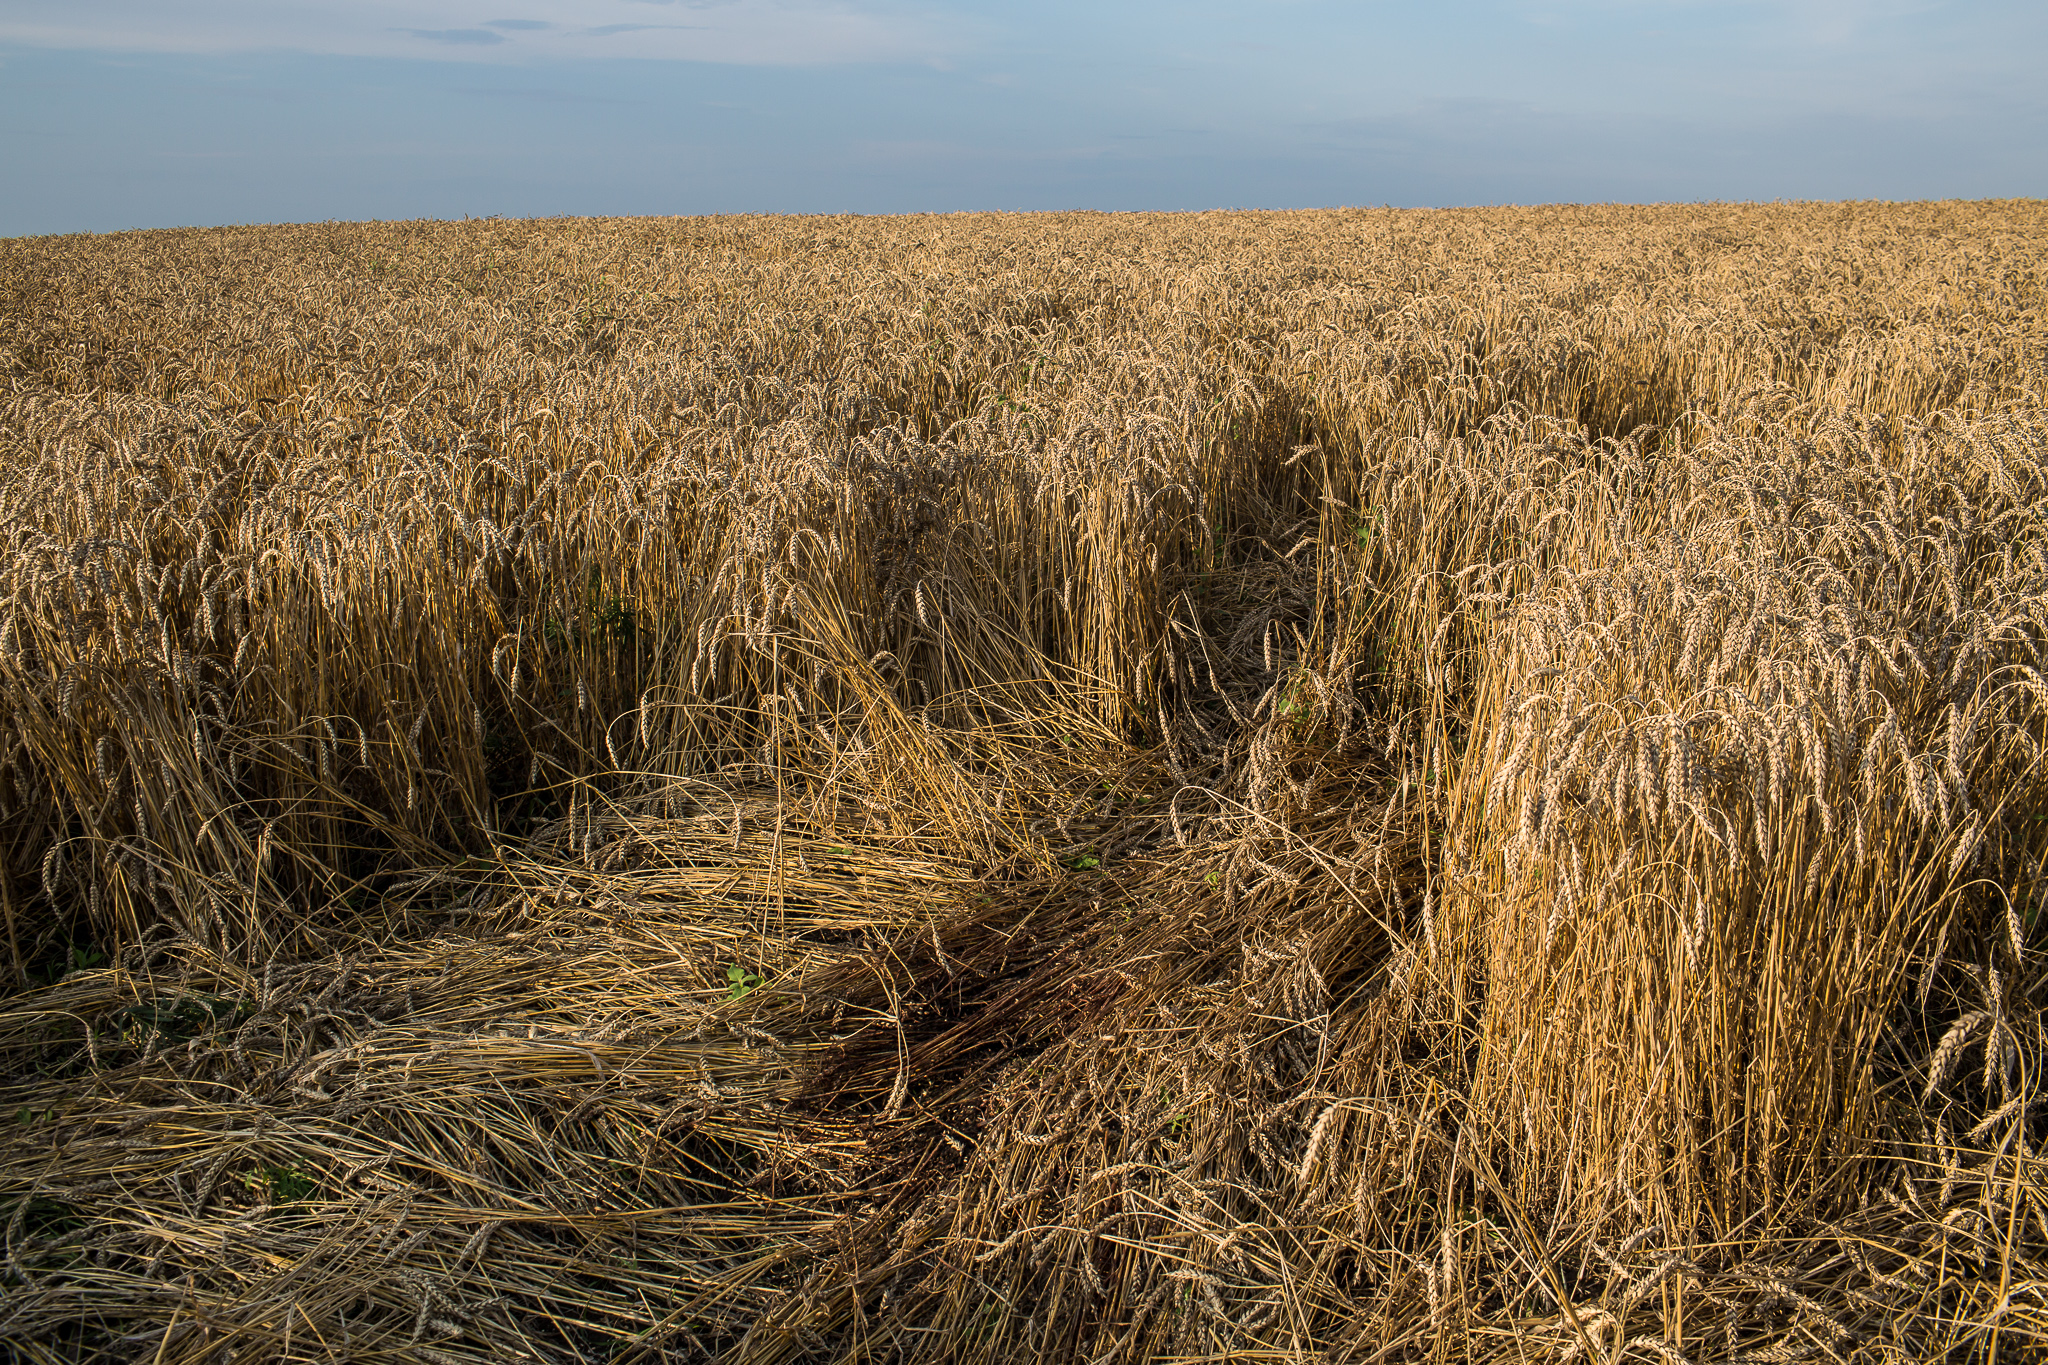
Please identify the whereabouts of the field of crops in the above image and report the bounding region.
[3,200,2047,1362]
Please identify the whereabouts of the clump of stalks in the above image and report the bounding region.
[3,202,2047,1362]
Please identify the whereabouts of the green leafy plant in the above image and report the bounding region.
[1353,505,1385,552]
[116,993,250,1043]
[245,1165,317,1205]
[1277,678,1308,723]
[542,573,637,652]
[14,1197,83,1238]
[592,595,635,648]
[726,965,761,1000]
[28,941,105,987]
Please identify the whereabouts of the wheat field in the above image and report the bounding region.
[2,200,2046,1362]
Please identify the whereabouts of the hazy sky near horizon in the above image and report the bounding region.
[2,1,2043,237]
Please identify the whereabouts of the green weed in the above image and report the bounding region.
[245,1165,317,1206]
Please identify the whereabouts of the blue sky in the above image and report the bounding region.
[2,1,2043,236]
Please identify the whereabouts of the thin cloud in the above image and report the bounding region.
[398,29,507,46]
[581,24,706,37]
[851,139,1117,169]
[0,1,968,67]
[454,84,632,104]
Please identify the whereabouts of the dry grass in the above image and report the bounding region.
[2,200,2047,1361]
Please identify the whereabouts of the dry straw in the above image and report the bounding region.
[2,201,2047,1361]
